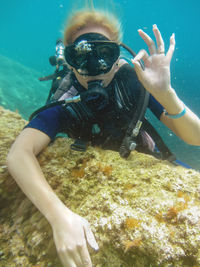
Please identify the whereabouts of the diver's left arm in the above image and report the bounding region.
[132,24,200,146]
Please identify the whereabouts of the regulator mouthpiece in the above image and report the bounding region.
[79,80,109,110]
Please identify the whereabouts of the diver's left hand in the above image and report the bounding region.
[132,24,175,99]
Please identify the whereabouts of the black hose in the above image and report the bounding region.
[29,86,108,121]
[119,43,149,158]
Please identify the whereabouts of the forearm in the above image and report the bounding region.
[158,88,200,145]
[7,148,70,225]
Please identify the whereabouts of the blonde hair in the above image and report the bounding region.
[63,9,123,45]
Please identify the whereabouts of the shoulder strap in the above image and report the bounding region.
[52,71,73,101]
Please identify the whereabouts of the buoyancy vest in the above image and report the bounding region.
[44,63,174,160]
[35,62,176,161]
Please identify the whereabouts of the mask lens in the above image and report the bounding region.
[64,45,87,68]
[96,43,119,63]
[65,41,120,76]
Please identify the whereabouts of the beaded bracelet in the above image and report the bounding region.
[164,106,186,119]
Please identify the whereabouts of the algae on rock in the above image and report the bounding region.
[1,106,200,267]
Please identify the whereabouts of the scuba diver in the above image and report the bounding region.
[7,6,200,267]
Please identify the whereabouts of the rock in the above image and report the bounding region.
[0,106,200,267]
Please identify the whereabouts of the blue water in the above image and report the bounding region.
[0,0,200,169]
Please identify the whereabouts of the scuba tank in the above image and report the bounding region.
[38,39,70,103]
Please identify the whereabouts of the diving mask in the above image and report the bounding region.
[64,33,120,76]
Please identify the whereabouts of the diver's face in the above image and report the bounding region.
[70,26,119,89]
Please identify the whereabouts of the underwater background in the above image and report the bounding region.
[0,0,199,170]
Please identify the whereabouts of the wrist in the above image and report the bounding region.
[155,87,184,115]
[164,104,186,119]
[42,191,72,225]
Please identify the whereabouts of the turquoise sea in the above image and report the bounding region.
[0,0,200,170]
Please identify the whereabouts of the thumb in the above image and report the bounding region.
[83,221,99,251]
[132,60,145,81]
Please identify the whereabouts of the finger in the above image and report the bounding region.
[78,244,92,267]
[166,33,176,62]
[132,50,148,78]
[63,243,89,267]
[59,249,79,267]
[153,24,165,54]
[138,29,156,55]
[131,60,145,83]
[132,49,149,65]
[83,222,99,251]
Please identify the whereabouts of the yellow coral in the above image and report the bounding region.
[102,165,113,176]
[124,218,140,230]
[177,191,190,203]
[166,207,178,221]
[71,168,85,178]
[97,163,113,176]
[123,239,142,253]
[155,211,164,223]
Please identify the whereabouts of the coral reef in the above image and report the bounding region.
[1,106,200,267]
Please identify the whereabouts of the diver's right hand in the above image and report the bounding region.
[51,208,99,267]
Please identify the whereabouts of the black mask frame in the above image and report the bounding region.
[64,40,120,76]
